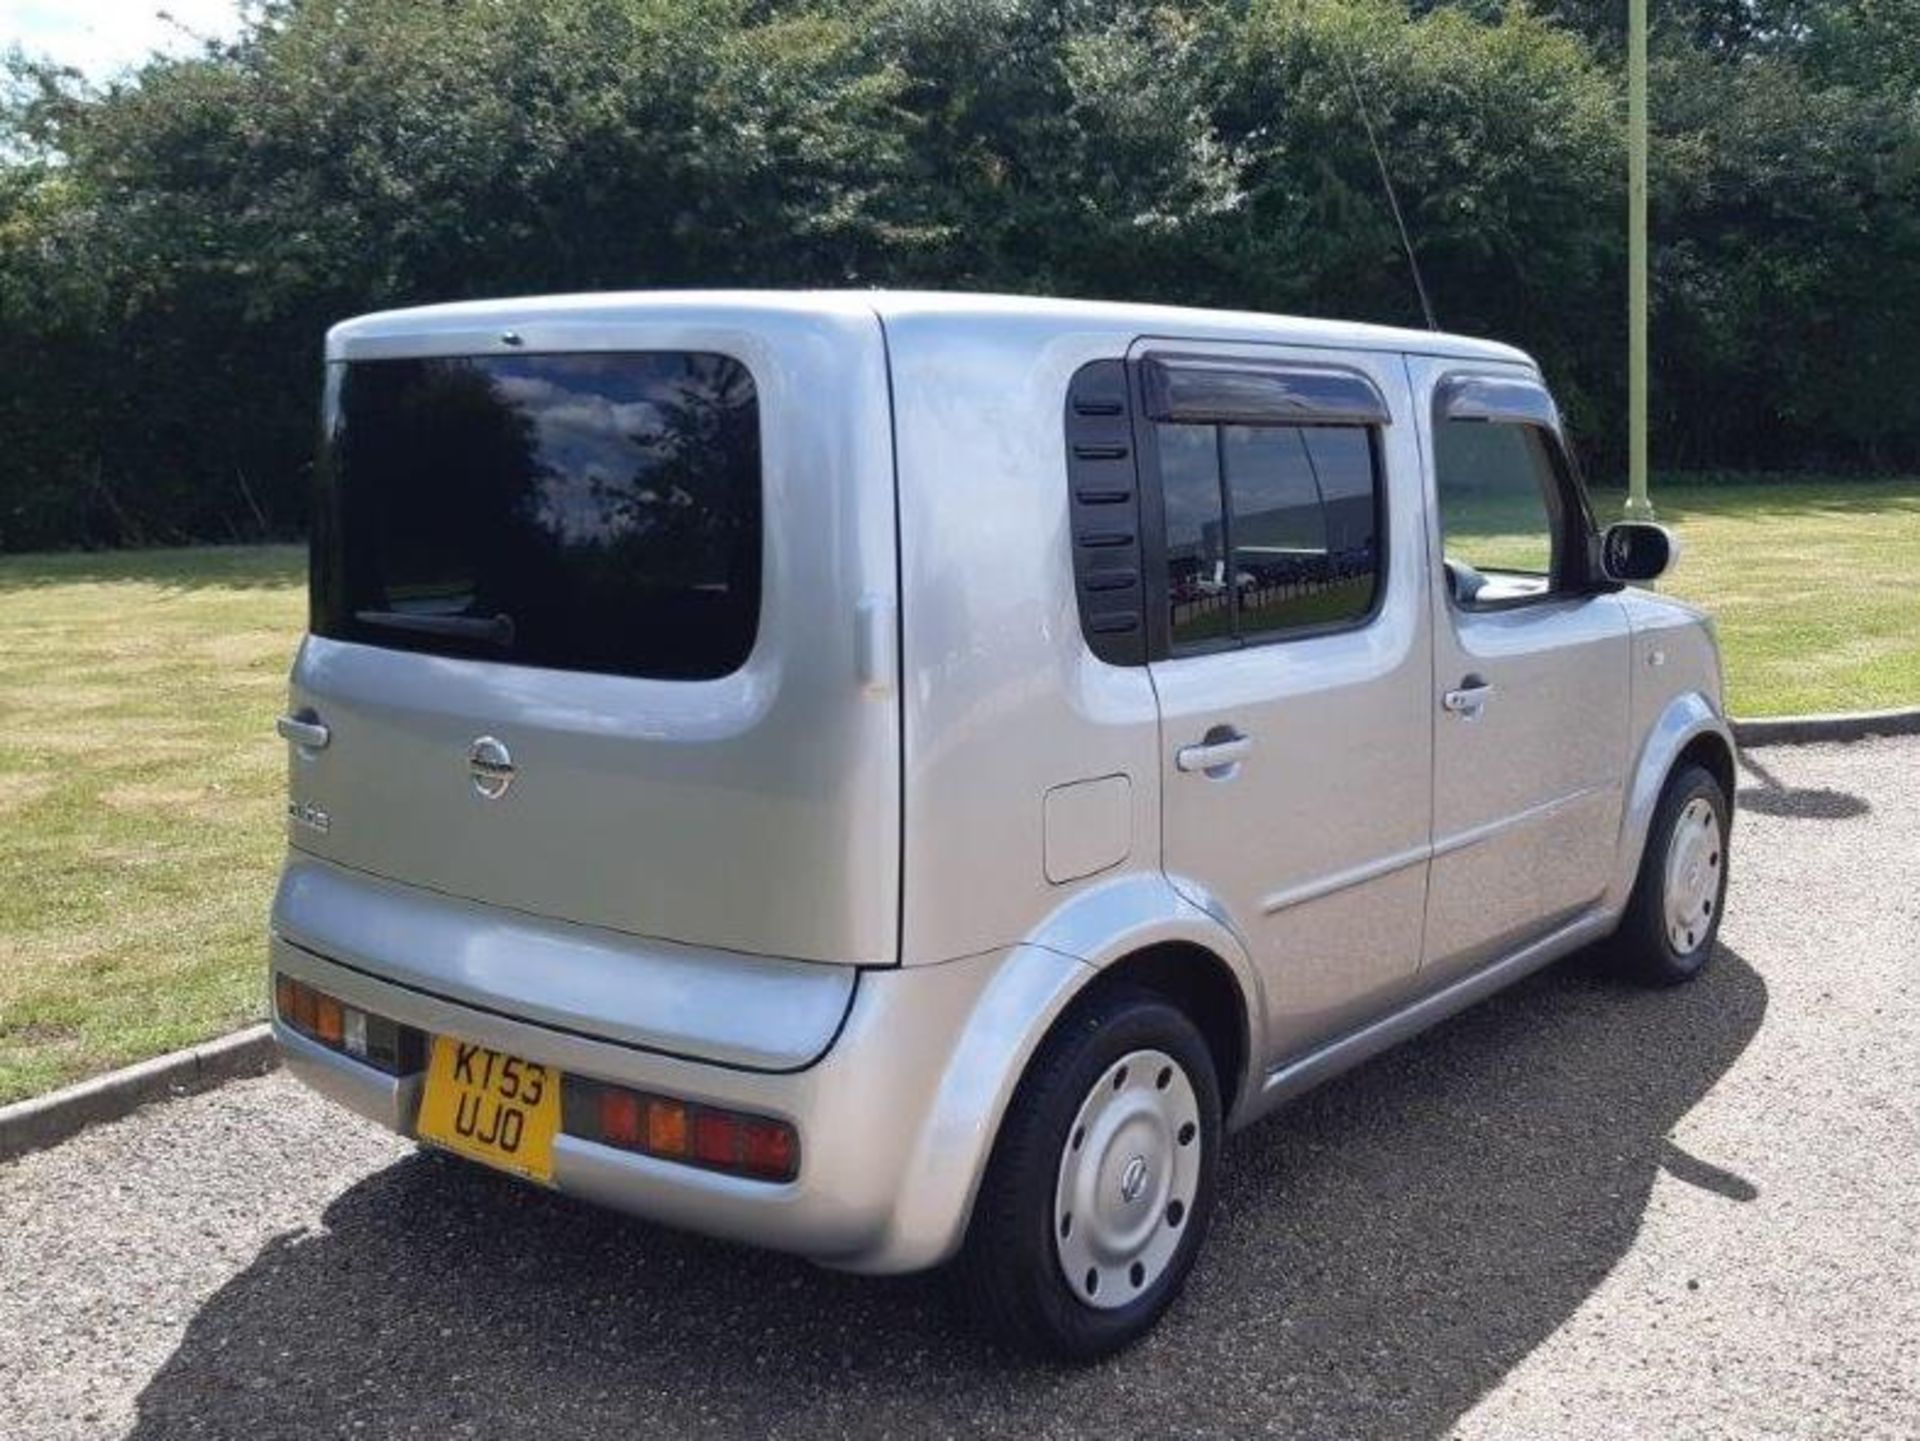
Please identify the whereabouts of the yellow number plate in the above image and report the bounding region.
[415,1036,561,1184]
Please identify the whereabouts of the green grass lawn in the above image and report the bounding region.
[1446,479,1920,715]
[0,546,304,1103]
[0,479,1915,1103]
[1634,481,1920,717]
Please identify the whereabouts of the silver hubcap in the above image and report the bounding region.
[1053,1048,1201,1310]
[1663,796,1724,955]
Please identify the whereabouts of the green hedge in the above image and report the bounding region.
[5,0,1920,551]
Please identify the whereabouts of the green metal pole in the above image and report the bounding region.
[1626,0,1653,519]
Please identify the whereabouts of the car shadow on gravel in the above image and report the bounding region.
[129,946,1765,1441]
[1737,751,1872,820]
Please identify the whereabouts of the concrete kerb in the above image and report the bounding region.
[1732,706,1920,748]
[0,1024,276,1166]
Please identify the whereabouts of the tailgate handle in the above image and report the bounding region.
[276,712,331,750]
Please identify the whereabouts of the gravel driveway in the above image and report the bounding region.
[4,739,1916,1440]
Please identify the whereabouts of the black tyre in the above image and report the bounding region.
[956,984,1222,1361]
[1608,762,1731,986]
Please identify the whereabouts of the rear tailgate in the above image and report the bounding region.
[283,297,900,967]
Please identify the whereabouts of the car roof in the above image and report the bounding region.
[863,289,1530,365]
[328,288,1533,368]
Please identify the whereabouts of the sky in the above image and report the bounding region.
[1,0,245,78]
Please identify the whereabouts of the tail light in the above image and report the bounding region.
[275,974,423,1076]
[564,1076,798,1183]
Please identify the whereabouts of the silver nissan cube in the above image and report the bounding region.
[270,290,1734,1358]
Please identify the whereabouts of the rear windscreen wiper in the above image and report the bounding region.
[354,609,516,647]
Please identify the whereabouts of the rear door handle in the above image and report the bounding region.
[276,712,331,750]
[1442,679,1495,720]
[1176,729,1252,776]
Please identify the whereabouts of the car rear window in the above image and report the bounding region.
[312,352,761,681]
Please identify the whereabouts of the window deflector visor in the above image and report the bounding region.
[1435,375,1560,431]
[1141,356,1389,427]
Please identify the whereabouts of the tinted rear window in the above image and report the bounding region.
[1157,421,1382,651]
[313,352,761,680]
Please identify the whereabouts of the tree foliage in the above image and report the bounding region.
[2,0,1915,548]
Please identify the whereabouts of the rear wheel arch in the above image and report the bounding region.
[956,975,1227,1358]
[880,916,1259,1275]
[1067,941,1252,1126]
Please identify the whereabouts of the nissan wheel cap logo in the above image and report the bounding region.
[468,735,515,800]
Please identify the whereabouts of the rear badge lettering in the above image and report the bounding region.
[286,799,331,834]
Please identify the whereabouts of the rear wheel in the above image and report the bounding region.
[1609,762,1730,985]
[957,986,1221,1361]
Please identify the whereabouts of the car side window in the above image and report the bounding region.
[1158,420,1383,652]
[1433,419,1564,605]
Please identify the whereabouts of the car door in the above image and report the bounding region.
[1138,341,1433,1065]
[1410,362,1632,981]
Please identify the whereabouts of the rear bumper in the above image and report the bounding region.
[273,854,855,1072]
[270,906,1091,1274]
[274,1010,860,1261]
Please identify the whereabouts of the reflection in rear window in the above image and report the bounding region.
[312,353,761,680]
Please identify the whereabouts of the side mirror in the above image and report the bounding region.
[1602,521,1677,583]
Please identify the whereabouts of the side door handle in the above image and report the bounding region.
[276,712,331,750]
[1441,677,1495,721]
[1176,727,1252,777]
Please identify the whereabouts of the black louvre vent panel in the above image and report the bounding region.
[1065,360,1146,665]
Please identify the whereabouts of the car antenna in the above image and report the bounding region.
[1335,45,1439,333]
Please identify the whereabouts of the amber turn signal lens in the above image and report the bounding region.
[315,994,344,1046]
[646,1099,689,1158]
